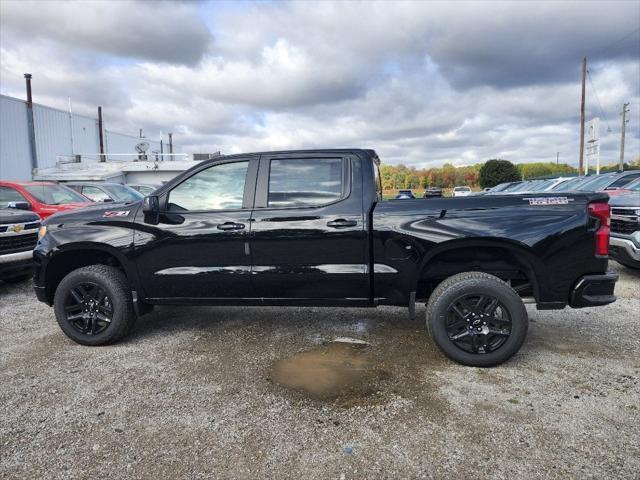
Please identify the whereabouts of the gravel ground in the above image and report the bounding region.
[1,262,638,479]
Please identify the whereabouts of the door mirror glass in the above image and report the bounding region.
[143,195,159,213]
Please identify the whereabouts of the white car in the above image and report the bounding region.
[453,186,473,197]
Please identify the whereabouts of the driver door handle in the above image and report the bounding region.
[217,222,245,231]
[326,219,357,228]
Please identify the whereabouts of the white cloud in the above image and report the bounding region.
[0,0,638,167]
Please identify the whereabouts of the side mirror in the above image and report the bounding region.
[8,201,31,210]
[143,195,159,213]
[143,195,159,224]
[102,198,115,203]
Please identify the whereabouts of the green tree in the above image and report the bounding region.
[478,159,520,188]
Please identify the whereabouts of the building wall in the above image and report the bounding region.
[33,103,75,169]
[0,94,173,180]
[0,95,32,180]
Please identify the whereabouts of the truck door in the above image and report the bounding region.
[249,153,368,303]
[134,157,257,300]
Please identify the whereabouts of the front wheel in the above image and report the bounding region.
[54,265,136,345]
[426,272,528,367]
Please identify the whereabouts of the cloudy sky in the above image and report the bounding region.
[1,0,639,168]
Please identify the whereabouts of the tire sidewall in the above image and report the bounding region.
[429,281,528,367]
[54,268,129,346]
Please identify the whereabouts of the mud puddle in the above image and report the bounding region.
[271,339,387,401]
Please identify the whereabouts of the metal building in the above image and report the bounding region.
[0,93,168,181]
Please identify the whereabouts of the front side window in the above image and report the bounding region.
[267,158,344,208]
[81,186,110,202]
[0,187,27,208]
[104,185,143,203]
[168,161,249,211]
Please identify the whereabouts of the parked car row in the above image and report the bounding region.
[0,180,158,282]
[483,170,640,196]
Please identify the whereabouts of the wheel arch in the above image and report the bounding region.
[415,238,542,302]
[43,243,140,304]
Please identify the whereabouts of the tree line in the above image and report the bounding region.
[380,157,640,190]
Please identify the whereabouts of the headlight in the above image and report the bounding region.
[38,225,47,240]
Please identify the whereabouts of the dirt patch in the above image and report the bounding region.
[271,340,387,401]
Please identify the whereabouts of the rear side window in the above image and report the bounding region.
[267,158,344,208]
[0,186,27,208]
[608,173,640,189]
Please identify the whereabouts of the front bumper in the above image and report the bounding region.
[569,272,618,308]
[610,234,640,265]
[0,250,33,279]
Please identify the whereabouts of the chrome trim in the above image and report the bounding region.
[0,249,33,264]
[155,266,251,275]
[610,237,640,261]
[0,225,40,237]
[154,263,400,275]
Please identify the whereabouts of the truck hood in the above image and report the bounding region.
[43,200,142,225]
[0,208,41,224]
[608,192,640,208]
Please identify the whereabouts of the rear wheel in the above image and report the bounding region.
[426,272,528,367]
[54,265,135,345]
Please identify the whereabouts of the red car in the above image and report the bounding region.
[0,181,92,219]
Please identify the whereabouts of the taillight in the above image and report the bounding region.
[588,202,610,257]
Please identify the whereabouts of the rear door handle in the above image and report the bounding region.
[326,219,357,228]
[217,222,245,231]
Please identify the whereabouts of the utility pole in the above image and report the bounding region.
[24,73,38,172]
[579,57,587,175]
[556,152,559,165]
[98,106,105,162]
[619,103,630,172]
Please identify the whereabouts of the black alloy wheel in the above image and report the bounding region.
[426,271,528,367]
[64,281,113,335]
[54,265,135,346]
[445,294,512,354]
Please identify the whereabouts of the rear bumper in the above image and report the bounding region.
[569,272,618,308]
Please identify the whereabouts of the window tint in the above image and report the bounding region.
[0,187,27,208]
[268,158,343,208]
[23,184,88,204]
[608,173,640,189]
[104,185,143,202]
[81,186,110,202]
[168,161,249,211]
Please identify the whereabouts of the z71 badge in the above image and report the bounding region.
[523,197,572,205]
[103,210,130,217]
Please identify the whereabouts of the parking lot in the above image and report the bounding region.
[1,262,638,479]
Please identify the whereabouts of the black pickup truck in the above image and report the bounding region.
[33,149,617,366]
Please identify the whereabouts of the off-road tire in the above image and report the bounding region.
[426,272,528,367]
[54,265,135,346]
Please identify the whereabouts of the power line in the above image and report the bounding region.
[589,26,640,57]
[586,69,613,133]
